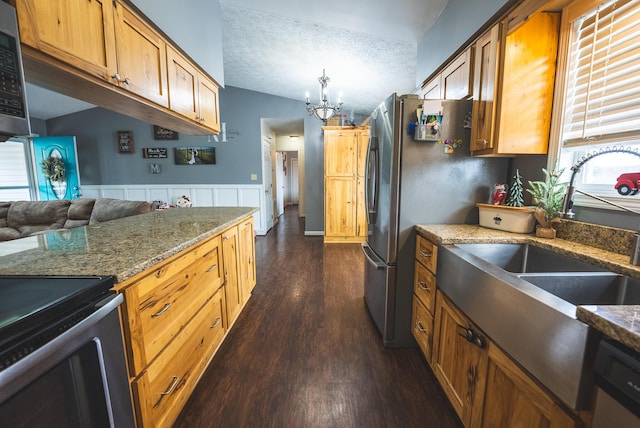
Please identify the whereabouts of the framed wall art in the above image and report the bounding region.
[117,131,134,153]
[174,146,216,165]
[153,125,179,140]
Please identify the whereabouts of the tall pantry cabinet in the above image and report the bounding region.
[323,126,369,243]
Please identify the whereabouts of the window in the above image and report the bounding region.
[0,139,33,201]
[556,0,640,208]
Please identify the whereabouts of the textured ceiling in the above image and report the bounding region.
[26,0,449,137]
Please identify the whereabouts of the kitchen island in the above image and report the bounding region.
[0,206,258,428]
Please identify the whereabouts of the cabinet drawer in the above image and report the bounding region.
[414,261,436,313]
[133,289,226,428]
[416,235,438,273]
[412,297,434,361]
[123,235,223,374]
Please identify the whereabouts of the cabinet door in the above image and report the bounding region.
[167,45,199,121]
[324,131,357,176]
[442,48,473,100]
[470,24,500,153]
[14,0,117,81]
[421,75,442,100]
[481,342,577,428]
[222,225,242,327]
[432,291,488,428]
[238,218,256,304]
[113,2,168,107]
[324,177,357,237]
[356,129,369,177]
[197,73,220,133]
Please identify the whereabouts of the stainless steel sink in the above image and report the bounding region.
[455,243,607,273]
[437,243,618,412]
[517,272,640,305]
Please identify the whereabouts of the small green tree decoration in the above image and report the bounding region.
[526,166,568,228]
[505,169,524,207]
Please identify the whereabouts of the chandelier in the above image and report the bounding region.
[305,69,343,121]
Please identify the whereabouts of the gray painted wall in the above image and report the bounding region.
[130,0,224,86]
[416,0,509,87]
[45,86,308,186]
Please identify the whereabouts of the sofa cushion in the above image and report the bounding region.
[0,227,20,241]
[7,200,71,237]
[64,198,96,228]
[89,198,152,225]
[0,201,11,228]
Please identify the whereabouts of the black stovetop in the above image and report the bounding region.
[0,276,114,352]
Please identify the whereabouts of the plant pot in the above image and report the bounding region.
[535,226,556,239]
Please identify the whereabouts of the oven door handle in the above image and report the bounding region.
[0,293,124,403]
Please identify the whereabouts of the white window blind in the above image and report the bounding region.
[0,141,31,201]
[562,0,640,146]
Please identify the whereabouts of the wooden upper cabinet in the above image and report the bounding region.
[471,12,560,156]
[167,45,220,133]
[113,2,168,107]
[470,24,500,153]
[442,47,473,100]
[197,73,220,133]
[421,75,442,100]
[14,0,117,82]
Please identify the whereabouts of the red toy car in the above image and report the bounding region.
[615,172,640,195]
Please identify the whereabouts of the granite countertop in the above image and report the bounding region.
[0,207,257,283]
[416,224,640,353]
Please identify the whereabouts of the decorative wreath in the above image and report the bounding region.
[41,156,66,181]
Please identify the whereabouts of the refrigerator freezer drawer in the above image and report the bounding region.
[362,244,397,346]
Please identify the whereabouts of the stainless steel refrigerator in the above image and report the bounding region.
[361,93,508,347]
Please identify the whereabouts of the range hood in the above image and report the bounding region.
[0,1,31,142]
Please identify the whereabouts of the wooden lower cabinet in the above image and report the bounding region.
[238,217,256,304]
[132,287,226,427]
[222,224,242,326]
[118,217,255,428]
[432,291,579,428]
[481,342,577,428]
[432,291,488,428]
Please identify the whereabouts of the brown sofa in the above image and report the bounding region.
[0,198,153,241]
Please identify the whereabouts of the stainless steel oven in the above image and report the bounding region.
[0,276,134,428]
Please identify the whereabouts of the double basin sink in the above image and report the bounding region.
[437,242,639,410]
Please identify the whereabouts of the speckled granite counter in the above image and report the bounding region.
[0,207,257,283]
[415,224,640,353]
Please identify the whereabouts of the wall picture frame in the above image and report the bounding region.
[117,131,134,153]
[153,125,179,140]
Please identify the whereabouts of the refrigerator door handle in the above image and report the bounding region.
[361,244,386,269]
[365,135,379,224]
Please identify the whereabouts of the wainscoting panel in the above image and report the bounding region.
[82,185,266,234]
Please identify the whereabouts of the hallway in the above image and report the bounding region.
[174,207,462,428]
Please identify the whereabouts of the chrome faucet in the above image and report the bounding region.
[560,146,640,219]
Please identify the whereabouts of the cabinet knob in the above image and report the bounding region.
[123,77,131,85]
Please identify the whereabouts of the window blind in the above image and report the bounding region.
[562,0,640,146]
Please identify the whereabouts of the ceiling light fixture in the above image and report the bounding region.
[305,69,343,121]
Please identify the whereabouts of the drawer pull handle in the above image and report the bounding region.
[416,321,427,333]
[206,263,218,272]
[418,281,430,292]
[419,250,432,258]
[211,317,222,329]
[151,303,172,317]
[160,375,180,396]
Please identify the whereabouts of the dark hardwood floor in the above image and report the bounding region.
[174,206,462,428]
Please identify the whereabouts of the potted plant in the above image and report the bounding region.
[526,166,568,238]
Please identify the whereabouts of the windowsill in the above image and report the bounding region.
[572,193,640,213]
